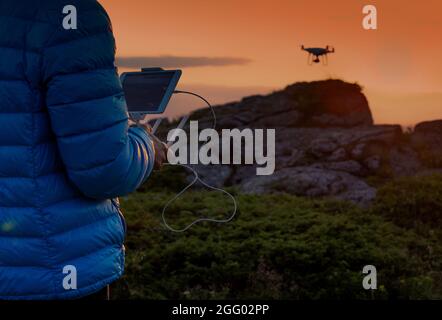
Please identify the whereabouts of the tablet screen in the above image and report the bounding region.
[122,70,180,114]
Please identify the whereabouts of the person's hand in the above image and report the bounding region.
[129,121,168,170]
[148,131,168,170]
[135,123,168,170]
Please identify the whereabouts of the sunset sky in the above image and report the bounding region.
[100,0,442,126]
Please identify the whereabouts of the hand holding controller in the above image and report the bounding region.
[132,122,168,170]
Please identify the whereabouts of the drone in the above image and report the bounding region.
[301,45,335,65]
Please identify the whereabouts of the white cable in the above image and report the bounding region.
[156,90,237,232]
[161,163,237,233]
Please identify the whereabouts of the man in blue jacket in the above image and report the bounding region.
[0,0,166,299]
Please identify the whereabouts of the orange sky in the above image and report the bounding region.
[100,0,442,126]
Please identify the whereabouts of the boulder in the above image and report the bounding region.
[240,166,376,207]
[282,80,374,127]
[189,79,374,129]
[327,148,347,162]
[364,156,382,171]
[411,120,442,166]
[310,138,339,157]
[317,160,364,175]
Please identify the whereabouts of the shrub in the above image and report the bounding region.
[113,191,442,300]
[372,174,442,230]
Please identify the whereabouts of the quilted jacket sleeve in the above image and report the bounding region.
[41,1,155,199]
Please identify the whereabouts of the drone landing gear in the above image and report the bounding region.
[322,54,328,66]
[307,53,313,65]
[308,54,321,65]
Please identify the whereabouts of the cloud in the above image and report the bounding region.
[116,55,251,69]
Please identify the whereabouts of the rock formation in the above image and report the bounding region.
[155,79,442,206]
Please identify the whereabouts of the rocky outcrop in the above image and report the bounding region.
[160,80,441,206]
[189,79,374,130]
[411,120,442,167]
[275,125,403,176]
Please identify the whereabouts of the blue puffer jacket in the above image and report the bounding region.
[0,0,155,299]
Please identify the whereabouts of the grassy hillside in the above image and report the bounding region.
[112,174,442,300]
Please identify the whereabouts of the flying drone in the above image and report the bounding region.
[301,45,335,65]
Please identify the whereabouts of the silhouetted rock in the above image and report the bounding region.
[192,79,373,129]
